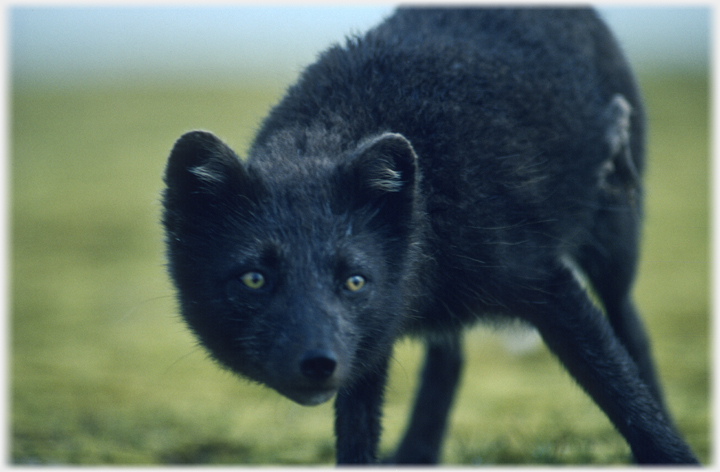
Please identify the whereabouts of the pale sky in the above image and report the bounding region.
[10,6,710,86]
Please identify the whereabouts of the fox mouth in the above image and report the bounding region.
[280,386,338,406]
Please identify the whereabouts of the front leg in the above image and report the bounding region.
[334,357,390,464]
[392,332,463,463]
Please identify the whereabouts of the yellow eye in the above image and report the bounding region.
[241,272,265,289]
[345,275,366,292]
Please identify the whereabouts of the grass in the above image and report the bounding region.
[10,71,709,464]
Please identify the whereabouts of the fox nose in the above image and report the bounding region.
[300,349,338,381]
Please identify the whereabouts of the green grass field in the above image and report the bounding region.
[11,72,709,464]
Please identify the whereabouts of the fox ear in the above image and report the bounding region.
[353,133,418,194]
[163,130,261,210]
[165,131,244,195]
[341,132,420,230]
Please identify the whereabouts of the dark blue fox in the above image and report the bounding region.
[162,8,697,464]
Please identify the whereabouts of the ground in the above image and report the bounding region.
[11,72,709,464]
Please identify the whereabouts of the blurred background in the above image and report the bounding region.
[10,4,711,465]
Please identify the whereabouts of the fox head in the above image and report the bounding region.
[162,130,423,405]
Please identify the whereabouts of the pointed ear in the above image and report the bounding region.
[165,131,242,195]
[162,130,264,242]
[163,130,261,210]
[340,132,420,230]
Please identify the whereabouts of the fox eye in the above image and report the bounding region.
[345,275,366,292]
[241,272,265,289]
